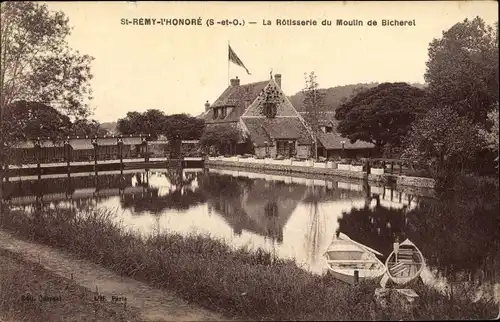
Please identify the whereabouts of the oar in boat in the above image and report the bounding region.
[338,232,383,257]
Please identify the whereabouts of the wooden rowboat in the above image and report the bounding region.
[385,239,425,285]
[324,233,386,285]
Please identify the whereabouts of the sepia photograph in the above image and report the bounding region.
[0,1,499,321]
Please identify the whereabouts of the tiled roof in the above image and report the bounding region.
[201,81,269,123]
[300,115,372,149]
[242,117,313,147]
[300,112,336,126]
[318,119,334,127]
[317,132,375,150]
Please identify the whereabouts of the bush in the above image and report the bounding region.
[327,156,341,162]
[370,160,384,168]
[184,150,202,157]
[351,159,364,166]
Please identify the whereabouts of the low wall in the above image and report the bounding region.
[206,159,366,180]
[206,157,436,189]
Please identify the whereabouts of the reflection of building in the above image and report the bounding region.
[241,179,307,242]
[199,74,313,158]
[5,170,207,215]
[201,174,307,242]
[3,172,144,206]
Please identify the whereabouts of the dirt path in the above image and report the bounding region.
[0,230,229,322]
[1,247,141,322]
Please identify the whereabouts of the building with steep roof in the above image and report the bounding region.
[199,74,314,158]
[315,118,376,159]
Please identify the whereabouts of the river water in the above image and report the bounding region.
[3,167,499,304]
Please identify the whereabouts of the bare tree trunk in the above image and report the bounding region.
[0,104,4,222]
[314,140,318,160]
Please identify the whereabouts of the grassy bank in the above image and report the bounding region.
[0,207,497,321]
[0,247,140,322]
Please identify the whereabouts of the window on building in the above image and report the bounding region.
[325,126,333,133]
[213,108,219,119]
[263,102,277,118]
[276,140,296,158]
[221,107,227,119]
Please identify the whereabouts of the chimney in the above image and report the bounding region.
[204,100,210,111]
[230,76,240,86]
[274,74,282,88]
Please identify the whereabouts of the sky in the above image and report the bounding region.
[43,1,499,123]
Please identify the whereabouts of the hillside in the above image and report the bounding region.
[102,83,427,125]
[100,121,117,134]
[288,82,427,113]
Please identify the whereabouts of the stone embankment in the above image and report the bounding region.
[206,157,436,189]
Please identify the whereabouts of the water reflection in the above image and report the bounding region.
[199,172,308,243]
[2,167,498,303]
[121,169,204,214]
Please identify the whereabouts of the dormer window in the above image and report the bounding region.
[213,107,228,120]
[263,102,277,118]
[325,126,333,133]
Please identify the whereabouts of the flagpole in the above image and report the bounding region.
[228,40,230,86]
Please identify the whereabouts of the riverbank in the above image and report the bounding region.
[0,206,496,321]
[0,247,141,322]
[0,230,228,322]
[206,163,436,198]
[205,157,436,189]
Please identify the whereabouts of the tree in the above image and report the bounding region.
[116,109,167,139]
[69,119,109,137]
[480,103,499,168]
[401,106,487,181]
[2,101,107,141]
[162,114,205,141]
[335,82,427,152]
[2,100,72,143]
[200,123,240,155]
[116,111,142,135]
[425,17,499,127]
[302,72,326,159]
[141,109,168,138]
[1,2,94,118]
[1,2,94,200]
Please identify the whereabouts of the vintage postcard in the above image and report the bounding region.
[0,1,499,321]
